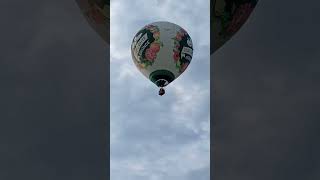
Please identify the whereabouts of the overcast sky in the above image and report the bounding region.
[1,0,320,180]
[110,0,210,180]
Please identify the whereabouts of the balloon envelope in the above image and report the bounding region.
[131,21,193,88]
[211,0,258,54]
[75,0,258,53]
[75,0,109,43]
[75,0,257,53]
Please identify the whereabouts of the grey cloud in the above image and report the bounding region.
[186,166,210,180]
[110,0,210,179]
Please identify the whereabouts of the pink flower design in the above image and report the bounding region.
[173,51,180,62]
[150,42,160,53]
[145,48,157,61]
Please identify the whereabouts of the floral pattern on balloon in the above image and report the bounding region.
[132,25,164,70]
[172,28,193,73]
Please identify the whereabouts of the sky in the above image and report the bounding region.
[110,0,210,179]
[0,0,320,180]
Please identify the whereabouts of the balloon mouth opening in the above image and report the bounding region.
[155,79,169,87]
[149,70,175,88]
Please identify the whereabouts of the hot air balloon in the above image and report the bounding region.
[75,0,109,43]
[131,21,193,96]
[211,0,258,54]
[75,0,258,53]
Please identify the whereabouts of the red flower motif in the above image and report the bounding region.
[145,48,157,61]
[150,42,160,53]
[173,51,180,62]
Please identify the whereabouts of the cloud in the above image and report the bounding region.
[110,0,210,179]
